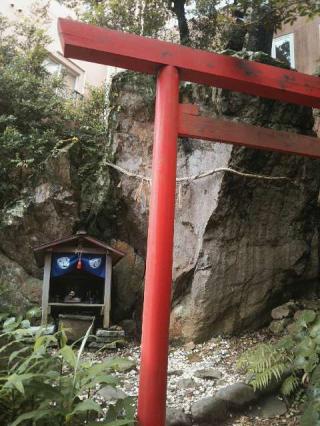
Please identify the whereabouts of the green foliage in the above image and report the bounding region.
[239,310,320,421]
[300,365,320,425]
[61,0,320,53]
[0,11,110,213]
[25,306,42,324]
[213,0,320,28]
[0,319,135,425]
[262,0,320,26]
[239,310,320,394]
[0,13,64,206]
[62,0,170,37]
[280,373,300,396]
[238,341,293,392]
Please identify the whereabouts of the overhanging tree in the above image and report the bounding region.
[60,0,320,55]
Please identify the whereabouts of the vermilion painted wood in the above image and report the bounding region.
[137,66,180,426]
[178,104,320,158]
[57,17,320,426]
[58,18,320,108]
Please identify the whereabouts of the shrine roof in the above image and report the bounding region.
[33,231,125,267]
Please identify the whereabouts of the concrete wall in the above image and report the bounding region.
[274,16,320,75]
[0,0,109,95]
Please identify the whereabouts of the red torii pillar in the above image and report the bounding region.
[58,18,320,426]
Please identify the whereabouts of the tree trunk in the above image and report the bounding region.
[246,5,276,54]
[171,0,190,46]
[225,11,246,52]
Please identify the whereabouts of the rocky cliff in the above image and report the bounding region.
[1,55,320,341]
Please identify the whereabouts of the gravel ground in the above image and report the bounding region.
[84,330,302,425]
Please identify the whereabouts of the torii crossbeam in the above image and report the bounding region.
[58,18,320,426]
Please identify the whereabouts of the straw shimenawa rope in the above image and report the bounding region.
[105,160,295,207]
[105,161,291,183]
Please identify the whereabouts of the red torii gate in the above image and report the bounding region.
[58,18,320,426]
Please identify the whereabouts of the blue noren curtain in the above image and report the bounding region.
[51,253,106,278]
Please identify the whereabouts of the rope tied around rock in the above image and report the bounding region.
[105,160,295,207]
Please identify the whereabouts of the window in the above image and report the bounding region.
[63,70,77,92]
[44,57,79,95]
[272,33,295,68]
[44,58,61,75]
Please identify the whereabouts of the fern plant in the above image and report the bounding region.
[238,309,320,397]
[238,342,294,394]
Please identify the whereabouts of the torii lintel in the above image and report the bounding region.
[58,18,320,108]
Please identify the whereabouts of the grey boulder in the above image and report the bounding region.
[215,383,257,408]
[271,302,296,320]
[166,407,192,426]
[177,378,196,389]
[194,368,222,380]
[249,395,287,418]
[191,383,257,425]
[191,397,228,424]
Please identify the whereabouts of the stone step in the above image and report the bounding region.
[88,336,126,346]
[95,336,126,343]
[88,341,117,350]
[96,328,125,338]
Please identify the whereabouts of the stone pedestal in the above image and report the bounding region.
[58,314,95,342]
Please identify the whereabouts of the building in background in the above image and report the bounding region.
[0,0,116,97]
[272,16,320,134]
[272,16,320,75]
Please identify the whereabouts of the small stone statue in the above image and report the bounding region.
[64,290,81,303]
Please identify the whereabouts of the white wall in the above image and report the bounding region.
[0,0,110,95]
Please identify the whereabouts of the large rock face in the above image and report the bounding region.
[0,147,79,278]
[0,146,79,313]
[105,70,320,341]
[0,135,144,321]
[1,58,320,340]
[0,252,42,313]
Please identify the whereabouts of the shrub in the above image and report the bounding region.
[0,11,109,211]
[0,318,135,425]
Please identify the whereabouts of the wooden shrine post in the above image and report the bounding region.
[41,253,52,325]
[58,18,320,426]
[103,255,113,328]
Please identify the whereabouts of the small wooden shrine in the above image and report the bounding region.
[33,231,124,328]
